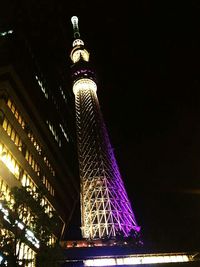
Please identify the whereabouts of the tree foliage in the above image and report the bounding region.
[0,186,64,267]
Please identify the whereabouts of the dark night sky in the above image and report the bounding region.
[1,0,200,251]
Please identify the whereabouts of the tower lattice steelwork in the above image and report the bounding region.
[70,16,140,240]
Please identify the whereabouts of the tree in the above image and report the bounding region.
[0,186,64,267]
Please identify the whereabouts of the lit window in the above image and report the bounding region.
[59,87,67,103]
[35,75,48,99]
[0,29,13,36]
[46,120,62,147]
[60,124,69,142]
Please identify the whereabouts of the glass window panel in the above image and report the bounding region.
[11,129,15,141]
[2,118,8,131]
[7,124,11,136]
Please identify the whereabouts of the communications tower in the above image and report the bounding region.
[70,16,140,241]
[61,16,200,267]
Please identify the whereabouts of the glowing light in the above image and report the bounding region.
[46,120,62,147]
[71,16,78,25]
[25,229,40,249]
[70,16,140,240]
[0,255,3,264]
[71,16,80,39]
[84,254,192,266]
[59,87,67,103]
[71,48,89,63]
[73,78,97,95]
[73,39,84,47]
[0,152,19,177]
[35,75,48,99]
[0,30,13,36]
[16,220,25,230]
[60,124,69,142]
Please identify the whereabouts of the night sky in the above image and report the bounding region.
[1,0,200,252]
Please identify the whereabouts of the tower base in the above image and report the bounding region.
[60,240,199,267]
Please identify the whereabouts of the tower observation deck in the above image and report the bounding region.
[70,16,140,241]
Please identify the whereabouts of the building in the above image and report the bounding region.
[0,28,79,265]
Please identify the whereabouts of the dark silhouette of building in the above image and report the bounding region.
[0,27,79,264]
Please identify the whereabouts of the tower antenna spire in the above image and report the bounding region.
[71,16,80,39]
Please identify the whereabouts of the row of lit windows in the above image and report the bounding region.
[42,174,55,196]
[21,171,55,216]
[8,97,43,157]
[41,195,53,216]
[0,176,12,203]
[27,130,42,155]
[59,86,67,104]
[21,171,37,192]
[46,120,62,147]
[0,143,20,179]
[24,149,54,196]
[84,254,191,266]
[17,241,35,267]
[7,82,70,150]
[0,228,35,267]
[0,176,33,228]
[7,98,26,129]
[60,123,69,142]
[35,75,48,99]
[36,72,68,115]
[0,126,57,256]
[27,128,55,177]
[0,141,55,217]
[2,117,23,151]
[2,115,55,197]
[0,185,54,261]
[25,149,41,176]
[6,98,56,183]
[1,114,54,196]
[43,156,55,177]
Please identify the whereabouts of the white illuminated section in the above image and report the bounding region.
[16,220,25,230]
[71,16,79,29]
[84,253,192,266]
[73,78,97,95]
[71,48,90,63]
[46,120,62,147]
[70,16,90,63]
[73,39,84,47]
[0,29,13,36]
[25,229,40,249]
[71,16,80,39]
[35,75,48,99]
[0,152,19,177]
[0,255,3,264]
[60,124,69,142]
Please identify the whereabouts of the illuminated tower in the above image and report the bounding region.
[70,16,140,240]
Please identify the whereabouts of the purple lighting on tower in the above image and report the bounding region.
[70,16,140,241]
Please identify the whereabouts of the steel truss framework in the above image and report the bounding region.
[74,80,139,239]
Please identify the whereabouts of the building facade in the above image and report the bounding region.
[0,28,79,265]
